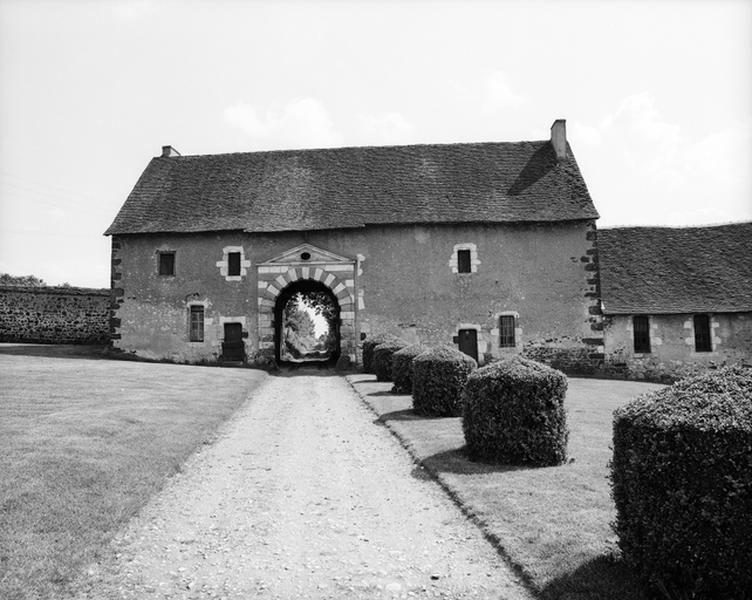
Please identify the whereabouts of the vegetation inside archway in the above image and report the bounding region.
[279,288,339,363]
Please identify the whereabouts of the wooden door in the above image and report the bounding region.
[222,323,245,361]
[458,329,478,362]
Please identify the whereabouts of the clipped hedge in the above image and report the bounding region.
[462,356,568,466]
[412,345,477,416]
[372,339,409,382]
[362,333,401,374]
[391,344,427,394]
[611,366,752,598]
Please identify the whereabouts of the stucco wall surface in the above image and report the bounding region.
[603,312,752,381]
[110,220,602,370]
[0,285,110,344]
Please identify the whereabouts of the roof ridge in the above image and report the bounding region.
[600,220,752,231]
[158,139,551,160]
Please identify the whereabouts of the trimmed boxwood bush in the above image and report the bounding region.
[611,366,752,599]
[391,344,427,394]
[372,339,409,382]
[462,356,568,466]
[412,345,477,416]
[362,333,400,374]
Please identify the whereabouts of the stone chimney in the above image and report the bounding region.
[550,119,567,160]
[161,145,181,158]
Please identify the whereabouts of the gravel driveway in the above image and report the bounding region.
[70,372,532,600]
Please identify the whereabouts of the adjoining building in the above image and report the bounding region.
[598,222,752,380]
[105,120,605,370]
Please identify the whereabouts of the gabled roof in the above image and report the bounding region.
[105,140,598,235]
[598,222,752,314]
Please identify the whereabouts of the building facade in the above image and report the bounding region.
[106,120,605,370]
[598,223,752,380]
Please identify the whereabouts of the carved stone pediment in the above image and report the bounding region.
[258,243,355,266]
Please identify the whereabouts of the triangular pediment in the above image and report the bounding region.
[259,243,355,266]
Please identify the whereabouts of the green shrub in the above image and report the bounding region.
[462,356,568,466]
[391,344,427,394]
[412,345,477,416]
[362,333,400,374]
[372,339,409,382]
[611,366,752,599]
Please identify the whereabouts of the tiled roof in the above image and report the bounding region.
[598,223,752,314]
[105,140,598,235]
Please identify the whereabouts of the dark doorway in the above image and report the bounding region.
[274,280,340,365]
[458,328,478,362]
[222,323,245,362]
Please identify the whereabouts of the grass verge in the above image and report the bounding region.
[0,349,267,600]
[347,374,664,600]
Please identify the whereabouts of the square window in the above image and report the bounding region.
[189,306,204,342]
[457,249,472,273]
[694,314,712,352]
[633,315,651,353]
[499,315,516,348]
[158,252,175,276]
[227,252,241,276]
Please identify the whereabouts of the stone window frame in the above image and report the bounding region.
[157,250,176,277]
[491,311,522,352]
[216,246,251,282]
[448,243,481,274]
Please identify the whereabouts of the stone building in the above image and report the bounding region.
[105,120,604,369]
[598,222,752,380]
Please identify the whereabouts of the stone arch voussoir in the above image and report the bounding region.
[257,264,356,360]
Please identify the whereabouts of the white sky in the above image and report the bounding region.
[1,0,750,288]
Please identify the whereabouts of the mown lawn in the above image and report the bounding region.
[348,374,664,600]
[0,346,267,600]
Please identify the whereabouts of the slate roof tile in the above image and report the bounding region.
[105,140,598,235]
[598,223,752,314]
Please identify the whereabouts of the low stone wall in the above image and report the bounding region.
[0,285,110,344]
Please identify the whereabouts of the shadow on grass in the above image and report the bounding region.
[419,447,537,475]
[0,343,108,360]
[541,554,646,600]
[373,409,425,423]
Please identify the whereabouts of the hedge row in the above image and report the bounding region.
[391,344,427,394]
[462,356,568,466]
[412,345,477,416]
[611,365,752,598]
[372,339,409,381]
[361,333,401,374]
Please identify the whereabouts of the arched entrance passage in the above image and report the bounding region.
[274,280,340,364]
[256,244,358,365]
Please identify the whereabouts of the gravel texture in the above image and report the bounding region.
[69,372,533,600]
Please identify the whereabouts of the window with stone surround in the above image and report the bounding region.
[189,305,204,342]
[158,251,175,276]
[448,243,480,274]
[633,315,651,353]
[694,314,712,352]
[216,246,250,281]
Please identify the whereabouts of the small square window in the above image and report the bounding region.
[694,314,712,352]
[158,252,175,276]
[227,252,241,276]
[189,306,204,342]
[457,249,472,273]
[499,315,516,348]
[633,315,651,353]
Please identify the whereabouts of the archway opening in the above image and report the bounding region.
[274,279,340,364]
